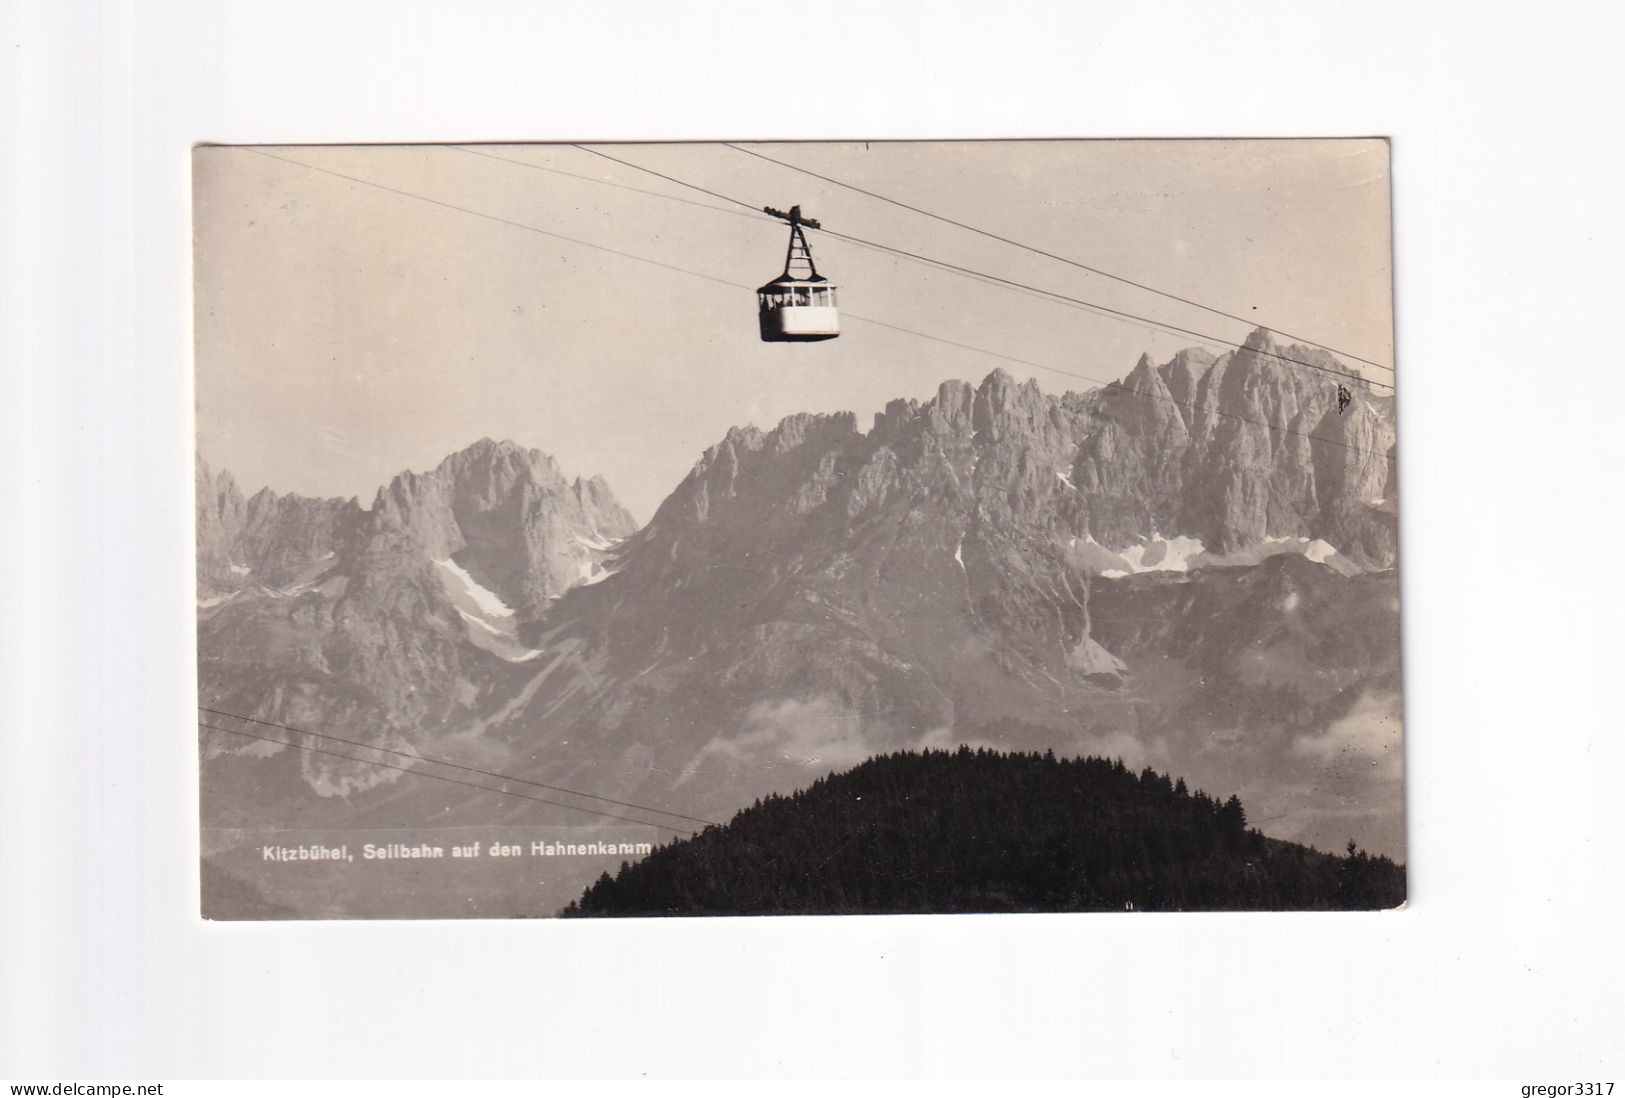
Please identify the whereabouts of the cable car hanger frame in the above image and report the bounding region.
[757,204,840,343]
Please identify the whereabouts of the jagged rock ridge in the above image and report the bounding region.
[1075,329,1396,562]
[197,439,637,794]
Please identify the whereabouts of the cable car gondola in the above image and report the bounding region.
[757,205,839,342]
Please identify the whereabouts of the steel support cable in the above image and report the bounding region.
[200,721,700,836]
[200,705,720,826]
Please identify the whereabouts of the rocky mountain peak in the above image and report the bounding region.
[1159,348,1219,411]
[971,369,1050,444]
[766,410,860,456]
[1241,326,1282,354]
[363,439,636,614]
[204,437,636,619]
[873,396,922,434]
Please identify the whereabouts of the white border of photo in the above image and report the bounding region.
[3,0,1621,1081]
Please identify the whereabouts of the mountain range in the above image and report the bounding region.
[197,328,1403,918]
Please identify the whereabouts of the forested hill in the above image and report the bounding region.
[562,747,1406,916]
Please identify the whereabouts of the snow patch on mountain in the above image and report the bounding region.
[456,610,543,662]
[1303,539,1337,564]
[1212,536,1360,576]
[435,558,515,619]
[1068,635,1127,677]
[1082,532,1360,579]
[457,610,507,638]
[433,558,543,660]
[1102,534,1208,577]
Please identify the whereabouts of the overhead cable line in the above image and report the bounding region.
[722,141,1395,375]
[570,144,766,217]
[243,148,1392,460]
[460,145,1210,346]
[572,144,1392,392]
[453,145,777,228]
[200,722,699,836]
[245,147,752,295]
[818,224,1393,391]
[822,229,1368,381]
[200,705,720,826]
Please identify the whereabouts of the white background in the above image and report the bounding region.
[3,0,1621,1080]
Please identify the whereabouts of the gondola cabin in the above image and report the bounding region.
[757,275,839,342]
[757,205,840,342]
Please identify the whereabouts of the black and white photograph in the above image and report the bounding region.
[9,0,1625,1084]
[195,139,1404,920]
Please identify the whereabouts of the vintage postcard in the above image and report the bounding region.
[195,139,1403,919]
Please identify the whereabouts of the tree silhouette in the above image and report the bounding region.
[561,739,1405,917]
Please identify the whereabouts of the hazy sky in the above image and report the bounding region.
[194,140,1393,521]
